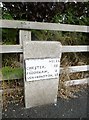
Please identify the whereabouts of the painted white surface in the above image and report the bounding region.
[25,58,60,81]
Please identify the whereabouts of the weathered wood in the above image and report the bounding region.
[60,65,89,74]
[1,20,89,33]
[19,30,31,63]
[0,45,89,53]
[65,78,89,86]
[62,45,89,53]
[0,45,22,53]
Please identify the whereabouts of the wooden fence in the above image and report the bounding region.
[0,19,89,86]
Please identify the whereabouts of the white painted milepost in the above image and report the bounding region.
[23,40,62,108]
[25,58,60,81]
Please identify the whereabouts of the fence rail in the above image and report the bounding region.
[0,45,89,53]
[0,19,89,86]
[60,65,89,74]
[0,20,89,32]
[65,78,89,86]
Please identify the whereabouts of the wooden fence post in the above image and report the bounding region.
[19,30,31,63]
[19,30,32,108]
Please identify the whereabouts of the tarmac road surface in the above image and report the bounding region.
[2,88,89,118]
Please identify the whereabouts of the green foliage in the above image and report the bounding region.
[2,7,18,45]
[2,29,18,44]
[2,2,89,45]
[32,30,87,45]
[32,30,50,41]
[2,11,13,20]
[52,9,89,25]
[31,2,88,45]
[1,66,23,80]
[52,2,89,26]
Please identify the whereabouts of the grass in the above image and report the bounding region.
[1,66,23,80]
[1,66,23,108]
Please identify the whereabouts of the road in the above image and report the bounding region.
[2,88,89,118]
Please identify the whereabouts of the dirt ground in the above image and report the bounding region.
[1,87,89,119]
